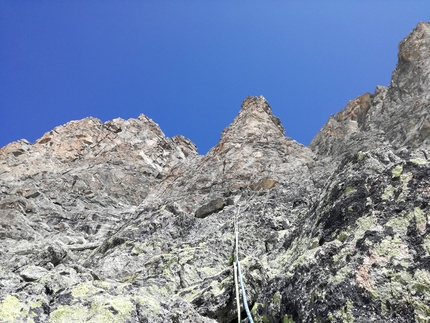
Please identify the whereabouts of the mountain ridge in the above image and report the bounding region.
[1,22,430,323]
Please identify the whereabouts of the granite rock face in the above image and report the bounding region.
[144,95,315,214]
[310,22,430,161]
[1,22,430,323]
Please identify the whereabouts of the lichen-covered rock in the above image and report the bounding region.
[1,21,430,323]
[252,148,430,322]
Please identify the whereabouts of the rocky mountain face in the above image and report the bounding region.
[1,22,430,323]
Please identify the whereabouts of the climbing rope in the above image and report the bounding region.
[233,262,241,323]
[234,205,254,323]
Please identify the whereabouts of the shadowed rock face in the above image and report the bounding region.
[1,22,430,323]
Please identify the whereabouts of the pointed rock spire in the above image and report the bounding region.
[218,96,285,144]
[145,96,315,214]
[310,22,430,161]
[389,22,430,102]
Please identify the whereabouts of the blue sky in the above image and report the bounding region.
[0,2,428,154]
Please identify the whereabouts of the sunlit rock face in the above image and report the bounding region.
[1,22,430,323]
[144,95,315,214]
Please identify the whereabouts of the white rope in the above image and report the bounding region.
[234,205,254,323]
[233,261,241,323]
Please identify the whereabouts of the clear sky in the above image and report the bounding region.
[0,2,428,154]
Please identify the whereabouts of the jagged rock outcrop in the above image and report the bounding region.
[311,22,430,157]
[144,95,315,214]
[310,22,430,189]
[1,22,430,323]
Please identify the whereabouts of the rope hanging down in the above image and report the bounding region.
[234,205,254,323]
[233,262,241,323]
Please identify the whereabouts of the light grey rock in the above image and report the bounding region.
[0,21,430,323]
[20,265,48,281]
